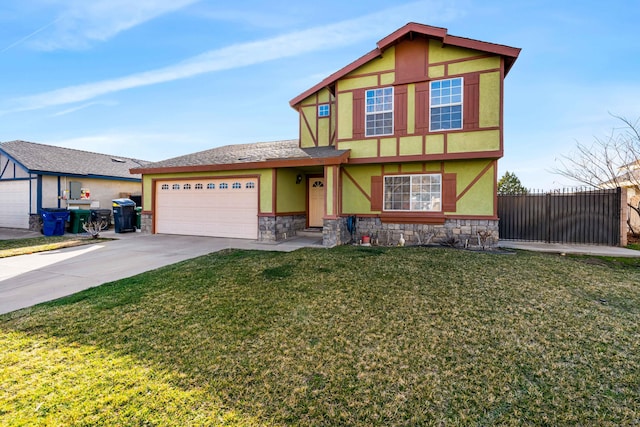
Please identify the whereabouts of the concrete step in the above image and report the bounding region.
[297,228,322,238]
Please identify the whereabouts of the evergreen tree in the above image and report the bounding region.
[498,171,528,194]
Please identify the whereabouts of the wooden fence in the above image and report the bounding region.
[498,187,623,246]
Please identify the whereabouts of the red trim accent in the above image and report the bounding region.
[302,105,318,147]
[447,214,498,220]
[456,161,494,202]
[380,212,446,225]
[133,151,351,174]
[352,89,365,139]
[394,85,408,136]
[463,74,480,130]
[290,23,520,109]
[346,150,501,164]
[258,211,305,217]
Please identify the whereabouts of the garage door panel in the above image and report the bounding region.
[0,181,30,229]
[155,178,258,239]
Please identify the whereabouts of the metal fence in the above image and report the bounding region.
[498,187,622,245]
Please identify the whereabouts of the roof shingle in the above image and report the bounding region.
[0,140,149,179]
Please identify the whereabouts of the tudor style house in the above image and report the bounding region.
[132,23,520,247]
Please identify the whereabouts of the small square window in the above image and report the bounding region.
[318,104,330,117]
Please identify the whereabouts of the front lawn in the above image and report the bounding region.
[1,246,639,425]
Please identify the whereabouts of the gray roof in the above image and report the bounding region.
[0,140,150,180]
[137,139,349,170]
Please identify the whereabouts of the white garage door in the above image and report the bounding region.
[155,177,258,239]
[0,180,30,229]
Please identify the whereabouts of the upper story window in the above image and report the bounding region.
[365,87,393,136]
[430,78,463,131]
[384,174,441,212]
[318,104,330,117]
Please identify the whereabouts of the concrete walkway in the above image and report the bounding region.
[498,241,640,257]
[0,229,323,315]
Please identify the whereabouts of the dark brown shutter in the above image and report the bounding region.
[352,89,365,139]
[371,176,383,211]
[394,85,407,136]
[442,173,457,212]
[415,82,429,133]
[463,74,479,130]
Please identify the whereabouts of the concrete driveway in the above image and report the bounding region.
[0,230,322,315]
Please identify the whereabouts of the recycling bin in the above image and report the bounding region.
[112,198,136,233]
[68,209,91,233]
[90,209,112,230]
[40,208,70,236]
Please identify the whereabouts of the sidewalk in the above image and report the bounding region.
[498,241,640,257]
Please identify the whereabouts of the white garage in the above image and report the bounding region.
[0,180,30,229]
[155,177,258,239]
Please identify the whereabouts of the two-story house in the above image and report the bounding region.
[132,23,520,247]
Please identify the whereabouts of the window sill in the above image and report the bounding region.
[380,212,446,224]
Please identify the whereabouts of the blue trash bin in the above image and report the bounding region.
[41,208,70,236]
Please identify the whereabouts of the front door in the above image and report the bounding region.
[308,178,325,228]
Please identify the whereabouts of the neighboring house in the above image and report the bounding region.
[0,140,147,230]
[602,162,640,233]
[131,23,520,247]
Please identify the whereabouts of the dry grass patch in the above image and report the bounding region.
[1,246,640,425]
[0,235,111,258]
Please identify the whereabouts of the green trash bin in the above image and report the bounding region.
[135,206,142,230]
[69,209,91,233]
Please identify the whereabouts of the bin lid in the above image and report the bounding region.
[112,198,136,207]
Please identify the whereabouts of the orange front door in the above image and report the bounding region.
[308,178,325,227]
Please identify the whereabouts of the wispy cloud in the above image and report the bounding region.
[51,100,118,117]
[27,0,200,51]
[1,17,63,53]
[7,0,461,114]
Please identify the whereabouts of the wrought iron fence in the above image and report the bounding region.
[498,187,621,245]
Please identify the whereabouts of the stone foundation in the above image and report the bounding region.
[29,214,42,232]
[259,215,306,242]
[347,217,499,248]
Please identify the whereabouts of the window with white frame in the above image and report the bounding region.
[365,87,393,136]
[430,77,463,131]
[318,104,330,117]
[384,174,442,212]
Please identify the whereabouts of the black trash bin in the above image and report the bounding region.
[90,209,112,230]
[41,208,70,236]
[112,198,136,233]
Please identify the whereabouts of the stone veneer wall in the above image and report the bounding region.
[140,213,153,234]
[259,215,306,242]
[29,214,42,232]
[340,217,499,248]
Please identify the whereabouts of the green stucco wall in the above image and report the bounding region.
[480,72,501,128]
[276,169,305,213]
[444,160,495,215]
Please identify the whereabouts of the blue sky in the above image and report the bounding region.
[1,0,639,189]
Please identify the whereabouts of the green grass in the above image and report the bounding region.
[2,246,640,425]
[0,235,110,258]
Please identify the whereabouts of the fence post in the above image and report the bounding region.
[620,187,627,247]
